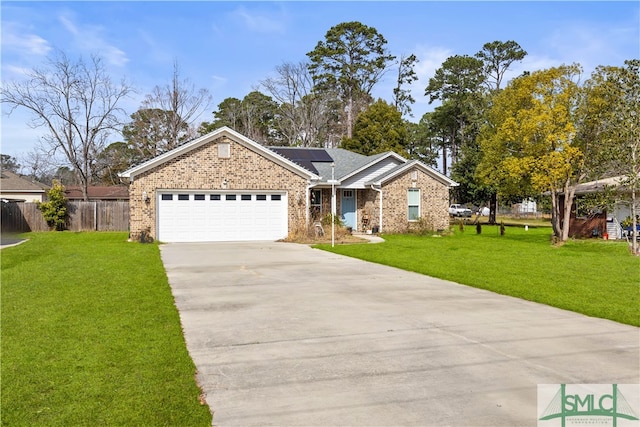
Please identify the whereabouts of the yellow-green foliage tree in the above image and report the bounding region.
[478,64,586,241]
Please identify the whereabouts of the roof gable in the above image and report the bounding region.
[367,160,458,187]
[119,127,320,181]
[330,150,406,183]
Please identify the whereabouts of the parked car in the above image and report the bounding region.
[449,204,473,217]
[477,207,490,216]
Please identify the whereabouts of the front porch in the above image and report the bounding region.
[310,187,380,233]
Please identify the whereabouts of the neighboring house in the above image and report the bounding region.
[512,198,537,215]
[119,126,457,243]
[562,175,638,239]
[0,170,48,202]
[65,186,129,201]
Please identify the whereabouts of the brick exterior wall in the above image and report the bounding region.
[128,136,308,240]
[310,167,450,234]
[381,168,451,233]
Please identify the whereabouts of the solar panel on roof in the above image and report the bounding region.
[269,147,334,175]
[269,148,334,175]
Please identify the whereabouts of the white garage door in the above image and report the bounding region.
[157,191,288,242]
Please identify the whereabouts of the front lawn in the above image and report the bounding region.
[316,226,640,327]
[1,232,212,426]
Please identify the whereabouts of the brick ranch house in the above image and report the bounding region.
[119,126,458,242]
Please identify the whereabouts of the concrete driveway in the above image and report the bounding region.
[160,242,639,426]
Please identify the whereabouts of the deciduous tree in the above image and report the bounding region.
[1,51,133,200]
[141,61,212,148]
[583,59,640,254]
[260,61,336,147]
[478,64,586,241]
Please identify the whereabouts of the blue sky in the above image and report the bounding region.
[1,1,639,161]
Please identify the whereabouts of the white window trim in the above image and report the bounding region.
[408,188,420,222]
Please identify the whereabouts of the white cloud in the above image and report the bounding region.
[414,45,454,82]
[508,54,561,80]
[211,74,228,86]
[57,12,129,67]
[1,64,35,79]
[408,45,453,115]
[543,18,639,73]
[1,22,52,56]
[230,5,287,34]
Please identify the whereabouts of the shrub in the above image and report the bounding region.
[407,217,437,236]
[37,180,68,230]
[321,212,343,227]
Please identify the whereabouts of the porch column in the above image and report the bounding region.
[371,184,383,233]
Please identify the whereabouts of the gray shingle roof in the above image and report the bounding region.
[0,170,48,192]
[268,147,394,182]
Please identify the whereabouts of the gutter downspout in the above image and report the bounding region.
[371,184,383,233]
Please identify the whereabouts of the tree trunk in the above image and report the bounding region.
[346,96,353,139]
[553,180,576,242]
[631,186,638,255]
[561,186,576,242]
[441,145,447,176]
[550,190,561,239]
[489,192,497,225]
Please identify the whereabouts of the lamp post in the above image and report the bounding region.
[331,162,335,248]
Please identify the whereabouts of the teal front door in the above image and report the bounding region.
[341,189,356,229]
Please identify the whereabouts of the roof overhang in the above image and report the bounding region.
[0,189,45,193]
[366,160,458,187]
[549,174,639,196]
[119,126,321,182]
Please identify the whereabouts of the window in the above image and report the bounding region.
[226,194,236,201]
[210,194,221,201]
[178,194,189,201]
[271,194,281,201]
[408,189,420,221]
[161,194,173,201]
[241,194,251,201]
[343,190,354,198]
[310,189,322,216]
[256,195,267,201]
[194,194,205,201]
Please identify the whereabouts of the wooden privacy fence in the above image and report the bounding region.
[1,201,129,233]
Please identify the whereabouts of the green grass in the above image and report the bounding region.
[316,226,640,327]
[1,232,212,426]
